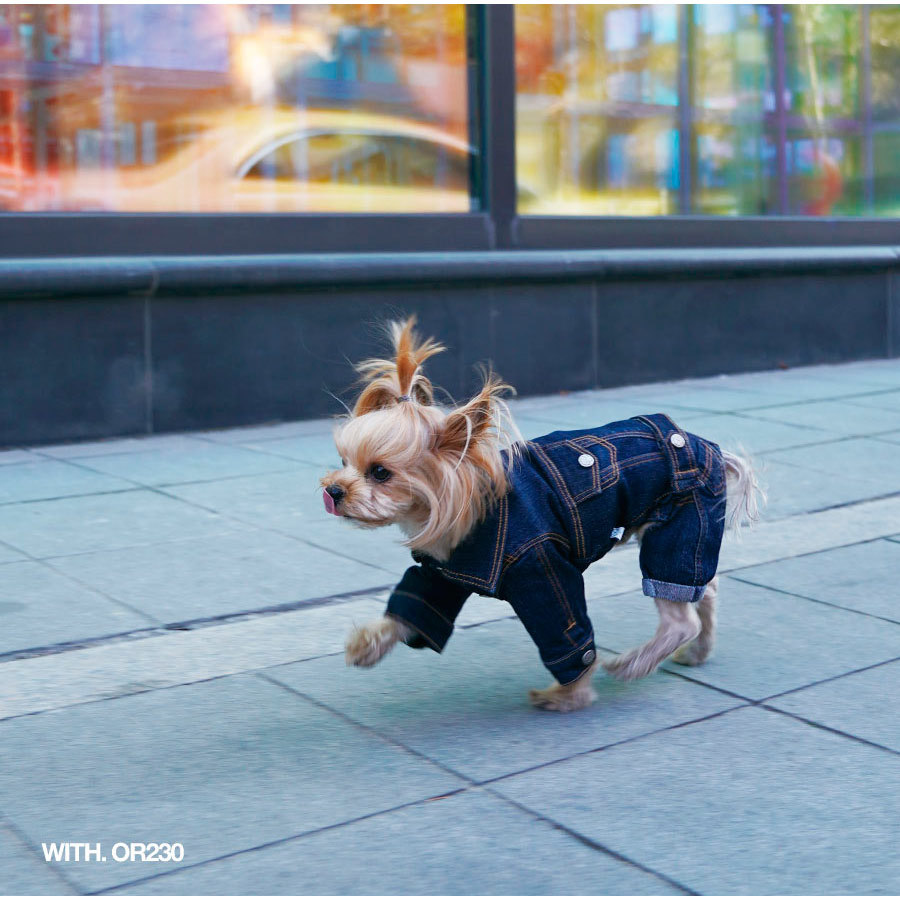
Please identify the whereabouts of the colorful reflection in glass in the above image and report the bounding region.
[0,4,472,212]
[516,4,900,217]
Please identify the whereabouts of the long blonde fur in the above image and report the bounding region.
[325,317,522,561]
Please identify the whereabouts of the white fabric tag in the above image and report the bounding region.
[610,526,625,541]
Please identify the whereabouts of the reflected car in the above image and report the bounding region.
[45,108,478,213]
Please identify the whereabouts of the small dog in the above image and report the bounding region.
[321,318,762,711]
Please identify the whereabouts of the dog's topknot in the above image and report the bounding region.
[353,316,445,416]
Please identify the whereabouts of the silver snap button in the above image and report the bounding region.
[582,648,596,666]
[669,433,686,448]
[577,453,595,468]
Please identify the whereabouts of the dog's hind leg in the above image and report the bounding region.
[672,576,718,667]
[602,597,701,682]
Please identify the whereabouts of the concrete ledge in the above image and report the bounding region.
[0,246,898,299]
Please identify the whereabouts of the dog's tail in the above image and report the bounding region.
[722,449,765,536]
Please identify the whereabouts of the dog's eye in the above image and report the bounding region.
[369,464,392,483]
[340,458,346,467]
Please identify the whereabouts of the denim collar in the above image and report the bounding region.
[415,493,508,594]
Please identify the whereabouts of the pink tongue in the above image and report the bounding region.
[323,489,337,516]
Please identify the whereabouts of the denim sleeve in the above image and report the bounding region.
[498,543,597,686]
[385,565,471,652]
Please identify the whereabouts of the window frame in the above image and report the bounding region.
[0,4,897,259]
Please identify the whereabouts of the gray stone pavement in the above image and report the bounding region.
[1,358,899,895]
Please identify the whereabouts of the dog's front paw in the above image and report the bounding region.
[345,620,398,668]
[528,678,597,713]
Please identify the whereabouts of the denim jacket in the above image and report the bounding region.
[386,413,727,685]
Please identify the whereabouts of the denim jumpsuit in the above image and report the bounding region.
[386,413,727,685]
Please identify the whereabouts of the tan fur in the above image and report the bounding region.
[327,318,759,711]
[321,318,521,560]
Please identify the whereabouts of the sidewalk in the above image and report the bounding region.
[1,359,899,895]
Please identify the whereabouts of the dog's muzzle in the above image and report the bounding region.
[323,484,344,516]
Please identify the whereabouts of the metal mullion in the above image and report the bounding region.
[861,5,874,213]
[477,4,516,249]
[773,4,789,215]
[677,5,694,215]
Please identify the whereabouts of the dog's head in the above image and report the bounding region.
[320,317,520,559]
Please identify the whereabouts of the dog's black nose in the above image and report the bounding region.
[325,484,345,503]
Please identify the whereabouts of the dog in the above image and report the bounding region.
[321,318,762,711]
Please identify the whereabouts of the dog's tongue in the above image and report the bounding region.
[323,489,338,516]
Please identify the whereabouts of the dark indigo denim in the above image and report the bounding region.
[386,414,727,685]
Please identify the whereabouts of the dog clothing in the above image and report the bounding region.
[386,413,727,685]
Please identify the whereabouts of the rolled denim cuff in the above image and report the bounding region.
[543,634,598,686]
[386,590,453,653]
[642,578,706,603]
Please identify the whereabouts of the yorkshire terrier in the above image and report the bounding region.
[321,318,762,712]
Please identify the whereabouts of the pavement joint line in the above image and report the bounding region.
[256,671,703,895]
[758,704,900,758]
[757,655,900,705]
[147,483,403,577]
[1,500,897,668]
[0,485,142,508]
[751,429,900,456]
[719,491,900,542]
[728,573,900,626]
[0,813,82,894]
[88,786,473,896]
[0,669,256,725]
[480,788,698,896]
[0,584,392,665]
[478,704,750,790]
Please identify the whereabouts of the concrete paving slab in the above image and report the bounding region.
[672,413,830,454]
[750,457,886,519]
[195,418,337,444]
[509,399,712,433]
[270,616,741,784]
[746,399,900,436]
[732,539,900,622]
[765,436,900,489]
[492,705,900,895]
[72,441,302,487]
[767,660,900,753]
[0,824,75,894]
[161,469,414,577]
[596,384,784,413]
[50,527,392,624]
[697,369,894,403]
[0,458,135,505]
[0,449,41,465]
[585,578,900,701]
[0,541,26,564]
[36,434,210,460]
[240,433,344,469]
[0,489,240,559]
[0,596,386,720]
[0,675,464,893]
[107,788,680,896]
[841,389,900,413]
[0,561,155,655]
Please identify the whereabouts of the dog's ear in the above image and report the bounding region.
[434,372,511,460]
[352,316,443,416]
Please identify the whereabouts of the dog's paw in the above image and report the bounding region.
[345,621,395,668]
[602,649,658,682]
[528,681,597,713]
[671,640,712,667]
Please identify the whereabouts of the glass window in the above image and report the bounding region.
[0,4,473,212]
[516,4,900,217]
